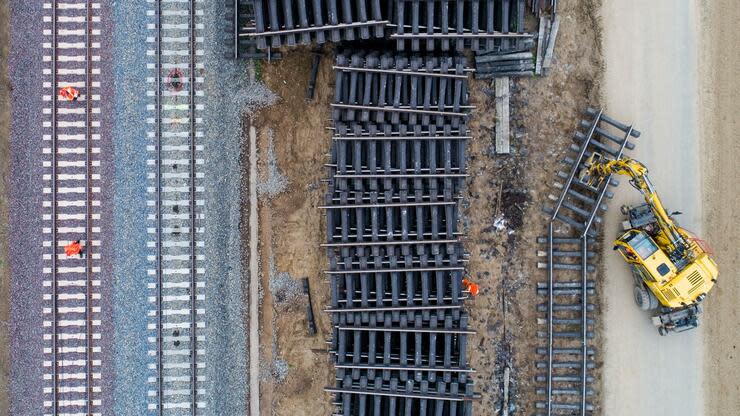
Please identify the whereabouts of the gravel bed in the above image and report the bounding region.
[8,2,45,414]
[200,2,273,414]
[110,0,151,414]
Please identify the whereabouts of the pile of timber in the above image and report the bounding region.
[474,50,535,79]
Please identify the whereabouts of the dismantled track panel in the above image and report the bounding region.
[245,0,389,49]
[391,0,534,52]
[324,50,478,415]
[536,108,640,416]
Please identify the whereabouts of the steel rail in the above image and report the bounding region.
[330,103,473,117]
[332,65,471,79]
[239,20,390,36]
[324,304,463,313]
[331,134,471,141]
[154,0,164,412]
[50,1,59,413]
[334,326,476,335]
[580,235,588,414]
[575,124,632,416]
[233,0,238,59]
[188,0,198,411]
[550,109,602,222]
[84,0,94,413]
[324,386,478,402]
[324,265,465,275]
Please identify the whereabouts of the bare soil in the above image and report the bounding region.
[464,1,603,413]
[0,0,11,414]
[246,1,604,412]
[249,47,335,416]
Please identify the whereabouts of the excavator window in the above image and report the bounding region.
[657,263,671,276]
[629,232,659,260]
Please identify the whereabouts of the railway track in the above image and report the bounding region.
[45,0,101,414]
[148,0,205,414]
[536,108,640,415]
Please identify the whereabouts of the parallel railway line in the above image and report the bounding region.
[149,0,205,414]
[45,0,101,414]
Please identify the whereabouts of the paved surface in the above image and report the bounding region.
[601,1,704,415]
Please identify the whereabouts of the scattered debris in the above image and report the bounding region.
[302,278,317,336]
[257,129,288,199]
[268,258,302,306]
[495,77,511,154]
[305,51,321,100]
[542,15,561,71]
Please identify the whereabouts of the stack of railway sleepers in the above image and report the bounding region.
[245,0,389,49]
[474,50,535,78]
[391,0,534,52]
[322,50,479,415]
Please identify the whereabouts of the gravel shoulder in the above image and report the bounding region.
[600,1,706,414]
[8,3,46,414]
[699,1,740,415]
[0,0,10,413]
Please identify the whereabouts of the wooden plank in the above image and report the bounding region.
[495,77,511,154]
[535,16,547,75]
[542,14,561,70]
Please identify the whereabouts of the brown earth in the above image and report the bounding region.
[249,47,336,416]
[700,0,740,414]
[464,1,604,414]
[246,1,604,412]
[0,0,11,414]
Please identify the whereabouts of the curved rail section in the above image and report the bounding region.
[147,0,205,414]
[44,0,101,415]
[536,108,640,415]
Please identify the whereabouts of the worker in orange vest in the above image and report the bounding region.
[462,278,480,297]
[64,240,83,258]
[59,86,80,101]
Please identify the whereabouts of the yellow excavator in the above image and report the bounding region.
[579,153,719,335]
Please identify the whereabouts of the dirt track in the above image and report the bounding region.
[699,0,740,415]
[600,0,740,415]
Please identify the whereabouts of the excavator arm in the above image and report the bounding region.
[579,154,690,255]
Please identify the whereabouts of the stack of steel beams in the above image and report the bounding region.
[391,0,533,52]
[323,50,478,415]
[244,0,390,49]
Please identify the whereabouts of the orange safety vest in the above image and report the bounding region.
[59,86,79,101]
[64,241,82,257]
